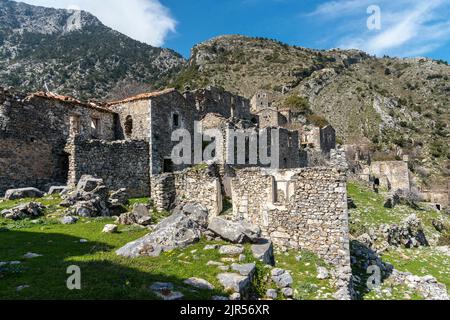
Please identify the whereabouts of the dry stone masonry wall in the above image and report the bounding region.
[68,138,150,197]
[151,165,223,216]
[231,167,351,269]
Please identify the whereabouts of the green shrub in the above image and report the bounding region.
[284,95,311,114]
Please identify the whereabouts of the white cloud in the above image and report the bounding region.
[310,0,450,57]
[20,0,177,47]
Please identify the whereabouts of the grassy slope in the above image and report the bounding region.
[0,196,334,300]
[348,181,450,300]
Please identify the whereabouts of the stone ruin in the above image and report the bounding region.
[1,85,354,298]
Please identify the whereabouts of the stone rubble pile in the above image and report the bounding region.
[389,270,449,300]
[60,175,129,218]
[356,214,429,251]
[1,202,45,220]
[118,203,152,226]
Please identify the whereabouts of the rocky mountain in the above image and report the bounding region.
[171,35,450,187]
[0,0,185,99]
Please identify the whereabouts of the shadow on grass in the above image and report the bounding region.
[0,230,227,300]
[351,240,394,300]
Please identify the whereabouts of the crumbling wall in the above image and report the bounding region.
[362,161,411,191]
[151,166,223,216]
[185,86,251,120]
[231,167,350,269]
[68,138,150,197]
[0,88,116,195]
[108,99,151,141]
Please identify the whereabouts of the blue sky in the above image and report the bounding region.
[22,0,450,61]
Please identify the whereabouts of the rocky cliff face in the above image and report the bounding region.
[171,35,450,187]
[0,0,185,99]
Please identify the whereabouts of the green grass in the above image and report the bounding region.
[275,250,336,300]
[347,181,447,241]
[0,218,234,300]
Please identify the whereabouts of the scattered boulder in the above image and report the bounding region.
[150,282,184,301]
[1,202,45,220]
[266,289,278,299]
[217,273,251,296]
[4,187,44,200]
[281,287,294,298]
[208,217,261,244]
[118,204,152,226]
[389,270,449,300]
[184,278,214,290]
[231,263,256,277]
[61,175,114,217]
[109,188,128,207]
[384,194,400,209]
[102,224,118,234]
[77,175,104,193]
[47,186,68,195]
[316,266,329,280]
[382,214,428,248]
[116,206,208,258]
[23,252,42,259]
[16,285,30,292]
[271,268,293,289]
[432,219,446,233]
[251,239,275,266]
[60,216,78,225]
[219,245,244,256]
[229,293,241,300]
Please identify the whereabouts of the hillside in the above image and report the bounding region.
[171,35,450,187]
[0,0,185,99]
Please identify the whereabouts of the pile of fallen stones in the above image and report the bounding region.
[389,270,449,300]
[356,214,429,252]
[1,202,45,220]
[60,175,129,218]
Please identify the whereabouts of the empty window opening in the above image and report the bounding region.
[163,158,174,173]
[436,204,441,211]
[124,115,133,137]
[70,115,81,135]
[172,113,180,128]
[90,117,101,137]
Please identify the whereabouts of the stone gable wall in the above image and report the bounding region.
[231,167,350,268]
[68,138,150,197]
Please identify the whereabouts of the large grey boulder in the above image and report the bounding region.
[217,273,252,295]
[118,203,152,226]
[271,268,293,289]
[4,188,44,200]
[208,217,261,244]
[184,278,215,290]
[47,186,68,195]
[1,202,45,220]
[231,263,256,277]
[251,239,275,266]
[109,188,129,206]
[116,207,208,258]
[77,175,104,193]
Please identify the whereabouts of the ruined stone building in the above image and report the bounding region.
[1,85,351,291]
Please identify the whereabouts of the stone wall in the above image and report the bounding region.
[150,91,196,175]
[231,167,350,269]
[185,86,251,120]
[109,99,151,141]
[0,87,116,195]
[362,161,411,191]
[151,165,223,217]
[68,138,150,197]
